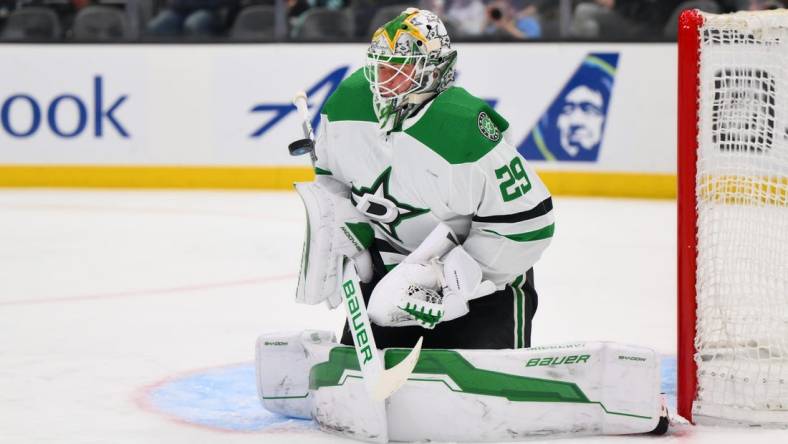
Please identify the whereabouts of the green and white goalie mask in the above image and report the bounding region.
[364,8,457,132]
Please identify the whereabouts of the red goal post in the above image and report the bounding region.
[677,8,702,425]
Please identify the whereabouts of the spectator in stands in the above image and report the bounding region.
[287,0,310,23]
[445,0,486,37]
[148,0,237,37]
[484,0,541,40]
[513,0,547,38]
[520,0,563,38]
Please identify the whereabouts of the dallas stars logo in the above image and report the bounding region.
[351,167,428,242]
[373,11,428,51]
[478,111,501,142]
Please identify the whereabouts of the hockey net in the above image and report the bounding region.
[678,9,788,425]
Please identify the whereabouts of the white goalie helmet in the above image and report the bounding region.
[364,8,457,131]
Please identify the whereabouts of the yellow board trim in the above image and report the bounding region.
[537,170,676,199]
[0,166,677,198]
[0,166,316,190]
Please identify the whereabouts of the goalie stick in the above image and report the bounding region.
[290,91,423,402]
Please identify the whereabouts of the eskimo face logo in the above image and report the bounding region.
[518,53,619,162]
[478,111,500,142]
[557,85,605,157]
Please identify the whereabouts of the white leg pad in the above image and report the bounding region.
[256,330,388,443]
[384,342,662,441]
[257,334,665,441]
[305,336,389,443]
[255,330,335,419]
[309,342,663,441]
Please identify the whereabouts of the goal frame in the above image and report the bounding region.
[676,8,703,424]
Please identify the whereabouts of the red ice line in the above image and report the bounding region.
[0,202,301,221]
[0,273,296,307]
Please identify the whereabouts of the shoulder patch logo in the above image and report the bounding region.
[478,112,501,142]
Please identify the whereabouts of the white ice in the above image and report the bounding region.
[0,189,785,443]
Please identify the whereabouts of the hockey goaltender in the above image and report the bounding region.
[256,7,668,443]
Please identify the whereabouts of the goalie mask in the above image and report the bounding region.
[364,8,457,132]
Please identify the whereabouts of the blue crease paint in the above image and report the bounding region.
[146,363,315,432]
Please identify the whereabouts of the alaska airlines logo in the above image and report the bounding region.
[249,66,349,138]
[519,53,619,162]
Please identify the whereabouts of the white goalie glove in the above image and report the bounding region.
[294,180,374,309]
[367,223,496,329]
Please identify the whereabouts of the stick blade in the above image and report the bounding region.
[370,336,423,401]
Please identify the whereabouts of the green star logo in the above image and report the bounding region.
[383,13,411,41]
[373,11,427,51]
[351,167,429,242]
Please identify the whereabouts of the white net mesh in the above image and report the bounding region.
[695,10,788,425]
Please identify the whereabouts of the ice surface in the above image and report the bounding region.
[0,190,785,443]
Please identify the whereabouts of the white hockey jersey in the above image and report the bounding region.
[314,69,554,289]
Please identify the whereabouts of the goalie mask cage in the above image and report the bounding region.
[678,9,788,426]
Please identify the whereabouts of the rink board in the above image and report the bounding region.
[0,43,676,197]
